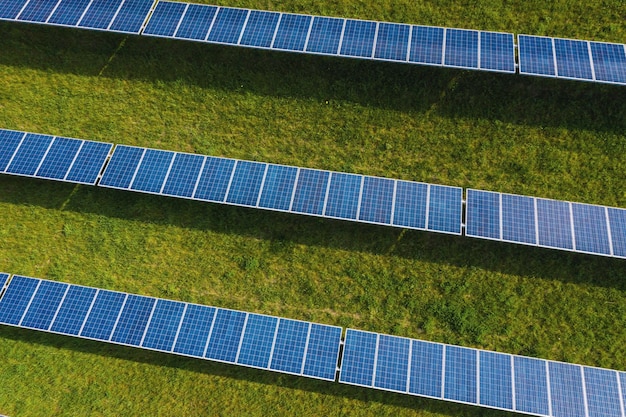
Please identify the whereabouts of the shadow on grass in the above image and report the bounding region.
[1,176,623,291]
[0,325,514,417]
[0,22,625,135]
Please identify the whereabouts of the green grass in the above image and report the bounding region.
[0,0,625,415]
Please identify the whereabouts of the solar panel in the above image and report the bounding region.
[239,10,280,48]
[339,19,377,58]
[77,0,125,30]
[306,17,344,55]
[554,38,593,81]
[549,362,586,417]
[142,1,186,37]
[465,189,500,240]
[479,351,513,409]
[47,0,93,26]
[324,172,362,220]
[590,42,626,84]
[0,273,9,291]
[444,29,479,69]
[206,7,248,44]
[583,367,622,417]
[17,0,61,23]
[443,345,477,403]
[480,31,515,73]
[518,35,557,77]
[108,0,155,33]
[409,26,444,65]
[0,129,26,172]
[0,275,342,383]
[272,13,311,51]
[608,208,626,258]
[173,3,217,41]
[373,23,410,62]
[514,356,550,415]
[0,0,29,20]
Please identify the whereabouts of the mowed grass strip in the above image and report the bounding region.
[0,0,625,415]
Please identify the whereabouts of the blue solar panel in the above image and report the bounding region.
[443,345,477,403]
[0,276,40,325]
[35,137,82,180]
[339,329,377,386]
[584,367,622,417]
[174,3,216,41]
[549,362,586,417]
[143,1,186,37]
[269,319,309,374]
[257,164,298,211]
[392,180,428,229]
[20,280,68,330]
[17,0,59,23]
[47,0,92,26]
[98,145,144,189]
[340,19,376,58]
[172,304,216,357]
[514,356,550,416]
[0,273,8,290]
[272,13,311,51]
[50,285,97,335]
[408,340,443,398]
[358,176,394,224]
[572,203,611,255]
[204,309,246,363]
[444,29,479,69]
[479,351,513,410]
[409,26,444,65]
[608,208,626,258]
[0,0,29,20]
[110,294,155,346]
[80,290,127,341]
[536,198,573,250]
[236,313,278,368]
[290,169,330,216]
[465,189,500,240]
[78,0,124,30]
[160,153,204,198]
[519,35,556,77]
[554,38,593,80]
[5,133,53,176]
[324,172,362,220]
[374,23,409,61]
[64,140,112,184]
[109,0,154,33]
[130,149,175,193]
[0,129,25,172]
[374,334,410,392]
[239,10,279,48]
[225,160,266,206]
[207,7,248,44]
[193,157,235,202]
[480,32,515,72]
[428,185,462,234]
[306,16,343,55]
[302,324,341,381]
[590,42,626,84]
[501,194,537,245]
[141,299,186,351]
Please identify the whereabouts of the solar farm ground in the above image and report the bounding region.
[0,0,625,415]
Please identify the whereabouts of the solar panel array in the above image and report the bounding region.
[141,1,516,73]
[97,144,464,235]
[0,274,342,381]
[339,328,626,417]
[0,129,112,185]
[465,189,626,258]
[1,272,626,417]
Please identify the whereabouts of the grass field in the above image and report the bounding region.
[0,0,625,415]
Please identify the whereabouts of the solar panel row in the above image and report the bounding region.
[0,275,342,381]
[141,1,516,73]
[465,189,626,258]
[339,328,626,417]
[0,0,156,33]
[0,128,112,185]
[97,145,464,234]
[518,35,626,85]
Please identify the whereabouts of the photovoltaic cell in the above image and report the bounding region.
[465,189,500,239]
[554,38,593,80]
[392,181,428,229]
[20,280,68,330]
[549,362,586,417]
[161,153,205,198]
[444,29,479,69]
[79,290,127,340]
[514,356,550,416]
[409,25,444,65]
[236,313,277,368]
[583,367,622,417]
[50,285,98,335]
[479,351,513,410]
[35,137,82,180]
[518,35,556,77]
[5,133,53,176]
[193,157,235,202]
[17,0,60,23]
[608,208,626,258]
[374,335,410,392]
[109,0,155,34]
[339,329,377,386]
[536,198,573,250]
[502,194,536,245]
[572,203,610,255]
[324,172,362,220]
[0,276,40,325]
[428,185,462,234]
[98,145,144,189]
[47,0,92,26]
[204,309,246,363]
[130,149,175,193]
[302,324,341,381]
[78,0,124,30]
[239,10,279,48]
[443,345,477,403]
[0,0,29,20]
[173,304,216,357]
[374,23,409,61]
[272,13,311,51]
[0,129,25,172]
[306,17,343,55]
[65,140,112,184]
[141,299,186,351]
[480,31,515,72]
[257,164,298,211]
[143,1,186,37]
[110,294,155,346]
[291,169,330,215]
[269,319,309,375]
[340,19,376,58]
[409,340,443,398]
[358,176,394,224]
[174,4,217,41]
[225,160,266,206]
[206,7,248,44]
[590,42,626,84]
